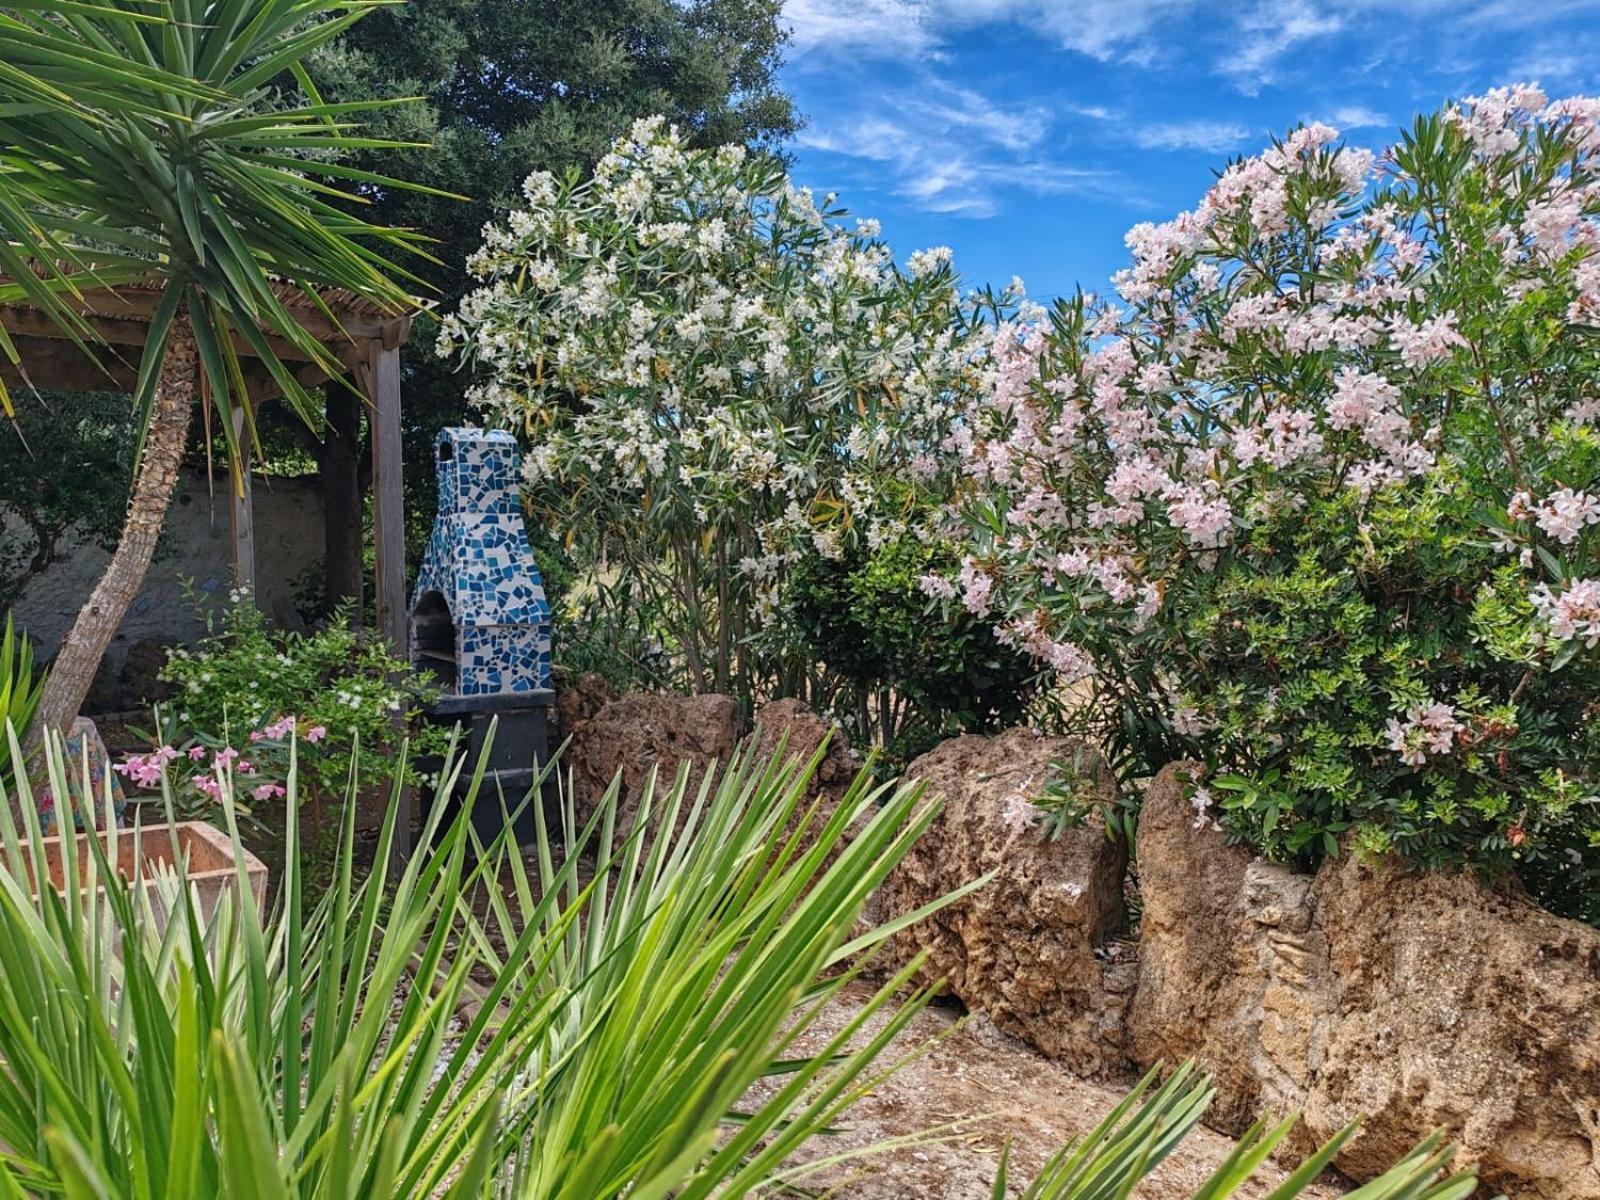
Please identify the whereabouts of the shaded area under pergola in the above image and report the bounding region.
[0,278,412,655]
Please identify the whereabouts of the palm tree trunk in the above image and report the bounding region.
[28,322,198,750]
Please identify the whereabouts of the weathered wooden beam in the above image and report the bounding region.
[0,287,400,343]
[0,305,326,364]
[229,407,256,597]
[360,331,412,869]
[364,339,406,658]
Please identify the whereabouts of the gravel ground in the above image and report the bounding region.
[746,981,1347,1200]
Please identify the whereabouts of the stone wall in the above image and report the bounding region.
[1130,761,1600,1198]
[555,695,1600,1197]
[5,467,324,693]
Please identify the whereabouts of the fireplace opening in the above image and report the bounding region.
[412,590,456,691]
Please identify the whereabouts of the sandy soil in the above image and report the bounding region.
[747,982,1346,1200]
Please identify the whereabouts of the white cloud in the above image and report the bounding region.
[1319,103,1390,128]
[796,81,1118,217]
[1020,1,1197,63]
[784,0,936,59]
[1219,0,1344,92]
[1133,119,1252,152]
[784,0,1197,64]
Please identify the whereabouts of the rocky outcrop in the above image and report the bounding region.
[879,728,1131,1077]
[1129,761,1600,1198]
[752,699,856,795]
[564,691,740,837]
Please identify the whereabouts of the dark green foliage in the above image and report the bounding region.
[1168,470,1600,922]
[786,535,1036,760]
[0,392,142,608]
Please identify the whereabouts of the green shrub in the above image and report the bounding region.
[785,534,1036,757]
[149,591,449,804]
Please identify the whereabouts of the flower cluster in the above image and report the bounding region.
[943,89,1600,914]
[115,715,328,805]
[441,117,1006,700]
[154,592,445,802]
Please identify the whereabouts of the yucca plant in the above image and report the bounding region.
[994,1061,1484,1200]
[0,0,443,741]
[0,723,1494,1197]
[0,725,977,1196]
[0,616,42,785]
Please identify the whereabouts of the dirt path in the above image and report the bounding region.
[751,981,1345,1200]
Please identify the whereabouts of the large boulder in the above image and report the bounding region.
[879,728,1131,1077]
[554,672,614,744]
[565,692,740,836]
[1129,761,1600,1198]
[753,698,859,803]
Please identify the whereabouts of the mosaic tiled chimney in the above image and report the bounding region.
[411,428,552,694]
[410,428,553,845]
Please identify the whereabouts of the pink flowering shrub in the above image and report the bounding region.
[115,717,323,809]
[945,88,1600,918]
[128,593,447,809]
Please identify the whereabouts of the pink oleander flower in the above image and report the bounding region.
[1390,312,1467,369]
[188,745,207,761]
[252,783,286,801]
[1534,578,1600,647]
[262,715,297,740]
[1385,701,1466,767]
[305,725,328,744]
[214,747,240,767]
[1534,488,1600,546]
[114,753,167,790]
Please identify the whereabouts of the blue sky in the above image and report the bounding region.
[777,0,1600,301]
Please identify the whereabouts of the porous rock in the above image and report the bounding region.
[878,727,1131,1077]
[1129,760,1600,1198]
[565,691,740,836]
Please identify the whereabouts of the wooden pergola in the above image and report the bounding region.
[0,279,414,655]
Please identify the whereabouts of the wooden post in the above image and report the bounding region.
[321,386,364,622]
[361,321,412,867]
[229,407,256,597]
[366,330,407,658]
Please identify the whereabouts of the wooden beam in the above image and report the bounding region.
[321,384,364,621]
[229,407,256,597]
[0,287,403,343]
[0,305,326,364]
[0,344,139,393]
[364,338,406,658]
[360,334,411,869]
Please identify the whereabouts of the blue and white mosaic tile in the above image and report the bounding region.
[412,428,552,694]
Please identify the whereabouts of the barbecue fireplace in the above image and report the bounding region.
[410,427,553,843]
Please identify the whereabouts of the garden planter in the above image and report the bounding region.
[4,821,267,929]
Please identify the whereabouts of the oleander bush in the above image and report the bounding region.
[441,116,1010,712]
[943,87,1600,919]
[785,532,1037,762]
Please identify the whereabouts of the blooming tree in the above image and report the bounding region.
[943,88,1600,915]
[441,117,1003,703]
